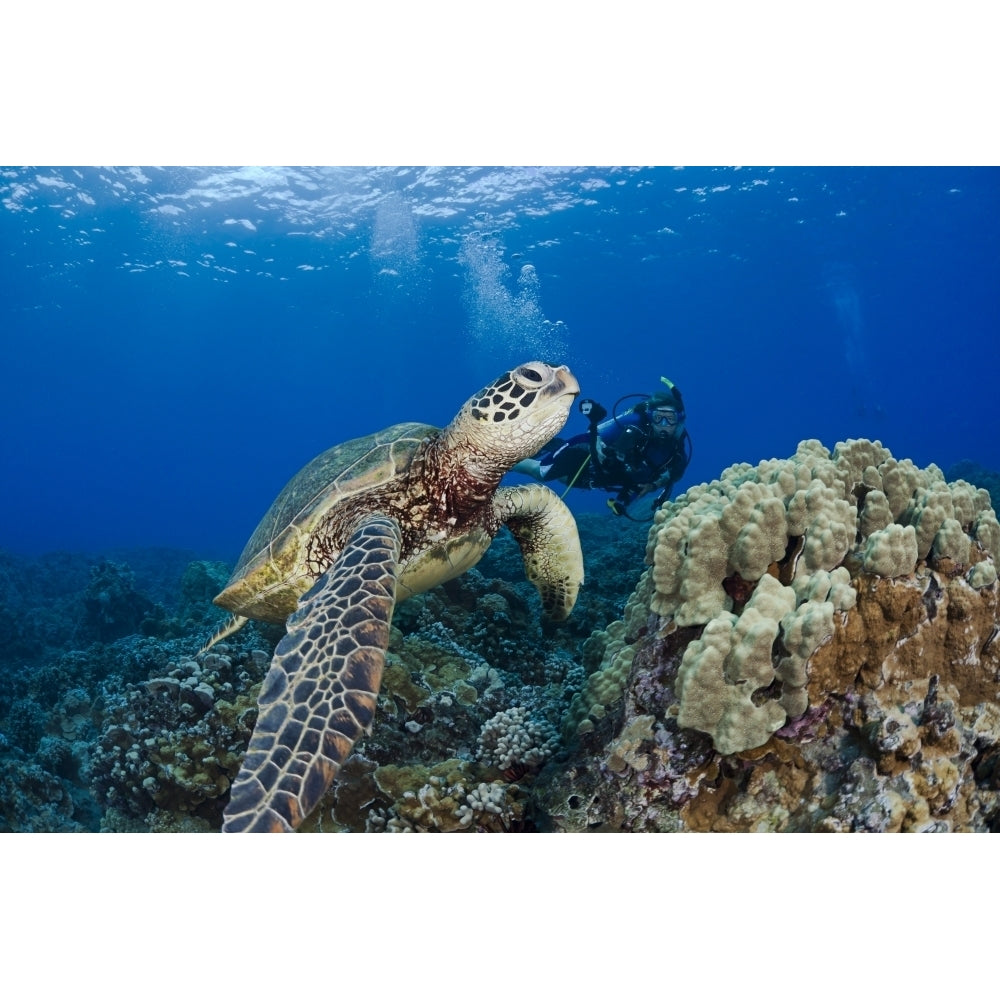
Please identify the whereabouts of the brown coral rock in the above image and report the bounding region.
[538,439,1000,833]
[808,570,999,709]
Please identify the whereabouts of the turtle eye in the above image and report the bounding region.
[514,363,547,387]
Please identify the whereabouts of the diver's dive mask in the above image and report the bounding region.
[650,406,680,428]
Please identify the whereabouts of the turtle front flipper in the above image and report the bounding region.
[222,515,402,832]
[494,484,584,621]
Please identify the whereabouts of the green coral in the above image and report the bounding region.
[564,620,633,736]
[974,509,1000,562]
[862,524,918,578]
[676,575,794,754]
[968,561,998,588]
[380,632,478,714]
[931,518,971,566]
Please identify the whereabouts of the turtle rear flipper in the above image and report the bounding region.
[495,483,584,621]
[222,515,402,832]
[199,613,249,655]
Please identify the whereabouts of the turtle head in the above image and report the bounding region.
[452,361,580,472]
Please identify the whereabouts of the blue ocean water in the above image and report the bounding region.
[2,165,997,559]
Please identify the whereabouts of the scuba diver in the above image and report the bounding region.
[513,376,692,519]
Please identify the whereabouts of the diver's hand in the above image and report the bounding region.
[579,398,607,425]
[607,499,626,517]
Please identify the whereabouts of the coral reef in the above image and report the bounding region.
[363,761,530,832]
[947,459,1000,512]
[535,439,1000,831]
[477,706,558,774]
[0,551,263,832]
[0,525,603,831]
[2,446,998,834]
[81,560,159,642]
[0,756,91,833]
[90,644,270,831]
[289,561,588,832]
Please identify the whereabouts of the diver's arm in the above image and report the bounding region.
[629,476,672,509]
[647,439,690,508]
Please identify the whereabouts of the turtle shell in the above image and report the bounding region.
[214,422,435,623]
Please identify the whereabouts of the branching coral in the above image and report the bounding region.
[476,706,558,773]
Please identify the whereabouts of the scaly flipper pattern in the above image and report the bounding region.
[222,515,402,832]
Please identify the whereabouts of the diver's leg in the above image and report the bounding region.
[547,444,591,485]
[512,458,545,480]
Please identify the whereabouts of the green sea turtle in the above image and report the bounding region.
[203,361,584,832]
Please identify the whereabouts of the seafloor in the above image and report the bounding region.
[1,449,998,833]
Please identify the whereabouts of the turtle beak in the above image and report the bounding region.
[551,365,580,401]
